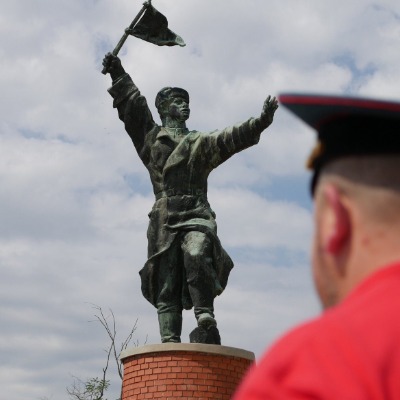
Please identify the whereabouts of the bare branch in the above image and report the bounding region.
[68,303,142,399]
[98,340,113,399]
[121,318,138,351]
[66,376,86,400]
[109,309,121,380]
[116,318,139,378]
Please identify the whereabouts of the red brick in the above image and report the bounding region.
[207,385,218,393]
[155,379,169,386]
[121,348,251,400]
[193,391,209,397]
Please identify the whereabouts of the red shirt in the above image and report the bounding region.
[234,262,400,400]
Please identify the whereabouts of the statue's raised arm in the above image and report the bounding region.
[103,53,156,163]
[203,95,278,169]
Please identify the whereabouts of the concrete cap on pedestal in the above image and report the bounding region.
[120,343,255,361]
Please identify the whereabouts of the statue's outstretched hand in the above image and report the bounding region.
[260,95,279,128]
[102,53,126,80]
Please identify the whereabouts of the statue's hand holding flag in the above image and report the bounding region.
[102,1,185,74]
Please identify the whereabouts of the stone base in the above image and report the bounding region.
[120,343,255,399]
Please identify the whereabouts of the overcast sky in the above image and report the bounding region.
[2,0,400,399]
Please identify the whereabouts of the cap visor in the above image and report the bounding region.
[278,93,400,130]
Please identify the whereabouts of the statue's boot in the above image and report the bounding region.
[158,312,182,343]
[186,284,221,344]
[197,312,217,327]
[190,286,217,328]
[188,288,220,345]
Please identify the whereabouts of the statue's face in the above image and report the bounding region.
[168,96,190,121]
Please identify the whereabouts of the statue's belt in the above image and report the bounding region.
[155,188,206,200]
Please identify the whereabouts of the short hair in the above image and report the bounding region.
[318,155,400,224]
[320,156,400,192]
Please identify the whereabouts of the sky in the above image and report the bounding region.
[1,0,400,399]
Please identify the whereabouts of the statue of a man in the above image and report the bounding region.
[103,53,278,344]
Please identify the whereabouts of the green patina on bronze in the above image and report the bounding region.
[102,5,278,344]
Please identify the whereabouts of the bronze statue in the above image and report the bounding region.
[103,53,278,344]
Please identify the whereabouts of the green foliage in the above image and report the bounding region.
[67,376,110,400]
[84,377,110,400]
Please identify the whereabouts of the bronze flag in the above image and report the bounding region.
[129,4,185,47]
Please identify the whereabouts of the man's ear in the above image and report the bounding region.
[322,184,350,254]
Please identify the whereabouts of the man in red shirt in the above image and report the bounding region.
[234,94,400,399]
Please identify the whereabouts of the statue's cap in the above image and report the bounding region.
[155,87,189,109]
[278,93,400,194]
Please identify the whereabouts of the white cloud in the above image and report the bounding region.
[1,0,400,399]
[210,187,312,251]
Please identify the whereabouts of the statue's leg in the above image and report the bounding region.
[181,231,216,327]
[155,241,183,343]
[157,312,182,343]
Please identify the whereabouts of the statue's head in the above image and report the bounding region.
[155,87,190,125]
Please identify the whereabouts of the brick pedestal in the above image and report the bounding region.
[120,343,255,399]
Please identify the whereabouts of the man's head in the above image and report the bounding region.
[279,94,400,309]
[311,156,400,308]
[155,87,190,126]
